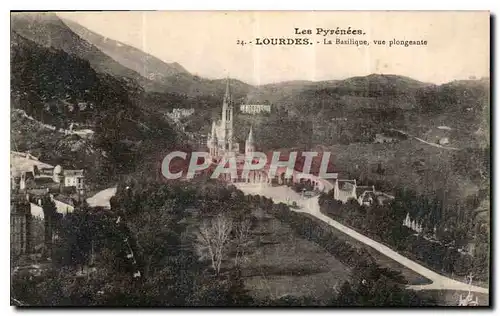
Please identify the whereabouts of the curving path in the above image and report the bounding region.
[86,187,117,209]
[88,183,488,294]
[389,129,460,151]
[234,183,488,294]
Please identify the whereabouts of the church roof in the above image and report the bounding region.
[63,169,84,177]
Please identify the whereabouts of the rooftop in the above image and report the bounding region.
[63,169,84,177]
[52,194,76,206]
[356,185,374,197]
[10,152,54,177]
[338,181,355,191]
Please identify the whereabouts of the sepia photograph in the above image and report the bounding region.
[9,10,490,307]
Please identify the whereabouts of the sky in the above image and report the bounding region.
[58,11,490,85]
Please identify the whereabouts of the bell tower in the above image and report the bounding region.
[221,77,234,152]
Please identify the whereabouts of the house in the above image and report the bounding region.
[439,137,450,145]
[25,192,76,219]
[63,169,85,191]
[11,151,54,181]
[51,166,85,193]
[358,190,377,206]
[11,154,86,208]
[356,185,375,205]
[334,179,357,203]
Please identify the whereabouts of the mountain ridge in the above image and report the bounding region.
[60,17,191,79]
[11,12,490,110]
[11,12,490,151]
[10,12,165,92]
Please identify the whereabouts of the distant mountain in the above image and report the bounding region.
[11,12,253,98]
[61,16,253,98]
[10,11,489,150]
[247,74,433,114]
[10,12,166,92]
[61,17,190,80]
[243,74,489,148]
[249,74,488,125]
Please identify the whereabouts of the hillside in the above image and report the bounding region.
[11,109,98,170]
[10,12,490,164]
[10,30,182,184]
[10,12,166,92]
[60,18,189,81]
[12,12,489,149]
[248,74,487,119]
[246,74,489,148]
[62,15,253,98]
[247,74,429,113]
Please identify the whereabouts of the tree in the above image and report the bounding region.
[196,213,233,275]
[233,218,252,267]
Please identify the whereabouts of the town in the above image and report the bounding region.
[9,11,490,308]
[10,75,489,308]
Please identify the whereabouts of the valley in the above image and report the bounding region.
[9,12,490,307]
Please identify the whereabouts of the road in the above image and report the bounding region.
[86,187,117,209]
[389,129,460,151]
[88,183,488,294]
[234,183,488,294]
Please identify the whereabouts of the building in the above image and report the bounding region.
[52,165,85,194]
[245,126,255,156]
[11,198,32,257]
[374,133,398,144]
[402,212,424,234]
[439,137,450,145]
[11,193,63,259]
[167,108,195,120]
[63,169,85,191]
[203,80,343,191]
[333,179,395,206]
[356,186,376,206]
[240,104,271,115]
[334,179,357,203]
[207,79,240,158]
[11,152,86,261]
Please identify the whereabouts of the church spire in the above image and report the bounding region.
[247,125,254,144]
[245,125,255,156]
[210,121,217,143]
[223,76,232,105]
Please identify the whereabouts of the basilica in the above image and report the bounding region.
[207,79,254,160]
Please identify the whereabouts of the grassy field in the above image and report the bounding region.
[239,208,350,301]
